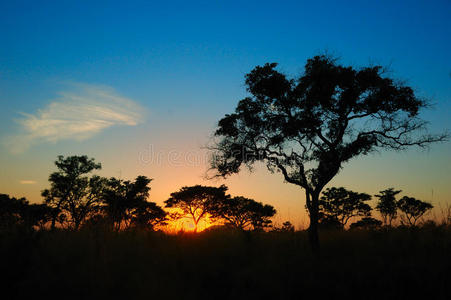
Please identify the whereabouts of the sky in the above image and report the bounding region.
[1,0,450,229]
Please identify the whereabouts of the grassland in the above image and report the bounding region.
[1,225,450,300]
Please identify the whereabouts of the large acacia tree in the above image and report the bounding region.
[397,196,433,226]
[165,185,229,232]
[209,196,276,231]
[209,55,447,253]
[318,187,372,228]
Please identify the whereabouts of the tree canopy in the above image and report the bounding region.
[397,196,433,226]
[209,196,276,230]
[41,155,104,230]
[101,176,166,231]
[164,185,229,232]
[375,188,401,226]
[209,55,447,252]
[318,187,372,228]
[0,194,53,230]
[349,217,383,230]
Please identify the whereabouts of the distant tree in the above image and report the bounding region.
[209,55,447,253]
[102,176,166,231]
[164,185,229,232]
[375,188,401,226]
[272,221,295,232]
[210,196,276,230]
[130,201,167,230]
[41,155,105,230]
[22,203,54,230]
[0,194,28,229]
[318,187,372,228]
[0,194,52,230]
[397,196,433,226]
[349,217,382,230]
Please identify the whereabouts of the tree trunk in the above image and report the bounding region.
[50,206,61,230]
[50,215,56,230]
[307,191,320,255]
[193,219,198,233]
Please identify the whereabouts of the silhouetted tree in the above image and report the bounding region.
[41,155,105,230]
[375,188,401,226]
[210,196,276,230]
[0,194,28,229]
[164,185,228,232]
[131,201,167,230]
[22,203,54,230]
[397,196,433,226]
[272,221,295,232]
[0,194,52,230]
[209,55,447,252]
[101,176,165,230]
[318,187,372,228]
[349,217,382,230]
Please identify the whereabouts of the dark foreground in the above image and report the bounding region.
[1,226,450,300]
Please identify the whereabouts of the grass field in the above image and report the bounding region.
[2,225,450,300]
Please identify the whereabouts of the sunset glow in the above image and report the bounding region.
[2,2,451,298]
[0,1,449,229]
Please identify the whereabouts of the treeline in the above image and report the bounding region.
[1,155,276,232]
[0,155,436,233]
[317,187,434,230]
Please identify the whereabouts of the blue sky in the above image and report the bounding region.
[1,0,450,227]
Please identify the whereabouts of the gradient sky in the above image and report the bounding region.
[1,0,450,229]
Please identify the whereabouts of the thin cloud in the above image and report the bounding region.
[5,83,145,153]
[20,180,37,185]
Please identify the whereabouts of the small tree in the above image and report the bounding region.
[318,187,372,228]
[22,203,54,230]
[273,221,295,232]
[101,176,165,231]
[0,194,53,230]
[397,196,433,226]
[210,196,276,230]
[0,194,28,229]
[209,55,447,253]
[375,188,401,226]
[131,201,167,230]
[349,217,382,230]
[164,185,229,232]
[42,155,105,230]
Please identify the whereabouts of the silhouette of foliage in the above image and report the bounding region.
[210,196,276,230]
[165,185,229,232]
[375,188,401,226]
[41,155,105,230]
[272,221,295,232]
[101,176,166,231]
[397,196,433,226]
[349,217,383,230]
[0,194,27,229]
[131,201,167,230]
[22,203,54,230]
[0,194,53,230]
[318,187,372,228]
[210,54,447,252]
[318,215,344,230]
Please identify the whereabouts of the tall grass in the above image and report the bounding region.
[1,225,450,299]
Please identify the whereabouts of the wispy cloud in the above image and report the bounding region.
[20,180,37,185]
[5,83,145,153]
